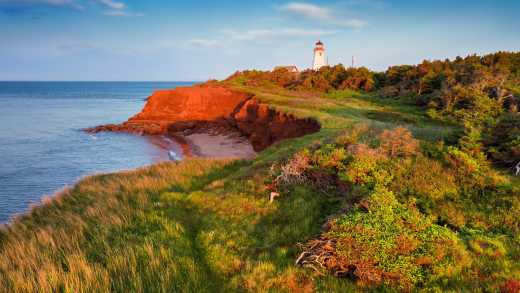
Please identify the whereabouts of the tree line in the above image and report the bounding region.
[230,51,520,168]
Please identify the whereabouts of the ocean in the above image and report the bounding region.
[0,81,194,223]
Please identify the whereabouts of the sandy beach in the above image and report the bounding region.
[183,132,256,159]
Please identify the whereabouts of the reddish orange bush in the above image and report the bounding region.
[378,127,419,157]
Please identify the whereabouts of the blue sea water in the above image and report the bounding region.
[0,81,194,223]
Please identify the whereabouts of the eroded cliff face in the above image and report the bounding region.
[88,85,250,135]
[87,85,320,152]
[232,98,320,151]
[130,85,251,123]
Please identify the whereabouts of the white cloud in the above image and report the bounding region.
[278,2,367,29]
[0,0,84,10]
[182,27,336,50]
[103,10,142,17]
[334,18,366,29]
[95,0,124,10]
[186,38,222,48]
[56,42,96,52]
[221,28,337,41]
[279,2,330,21]
[0,0,133,13]
[95,0,144,17]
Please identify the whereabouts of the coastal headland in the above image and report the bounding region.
[86,83,321,156]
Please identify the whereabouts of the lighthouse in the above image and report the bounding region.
[312,40,327,70]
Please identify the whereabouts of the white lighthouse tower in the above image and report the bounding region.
[312,40,327,70]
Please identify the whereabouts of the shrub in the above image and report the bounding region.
[378,127,419,157]
[445,146,483,175]
[339,144,391,188]
[485,113,520,166]
[468,235,506,259]
[272,149,311,186]
[389,156,459,201]
[501,279,520,293]
[335,124,369,146]
[304,188,471,289]
[312,144,348,170]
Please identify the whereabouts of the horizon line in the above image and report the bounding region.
[0,80,203,83]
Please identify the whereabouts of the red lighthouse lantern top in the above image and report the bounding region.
[314,40,324,52]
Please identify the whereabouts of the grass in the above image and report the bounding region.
[0,79,518,292]
[0,158,347,292]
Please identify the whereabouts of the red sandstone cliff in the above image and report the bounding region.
[232,98,320,151]
[87,84,320,152]
[130,85,250,123]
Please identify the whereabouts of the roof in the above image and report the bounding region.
[316,40,323,46]
[274,65,299,72]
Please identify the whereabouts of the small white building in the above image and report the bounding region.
[273,65,299,73]
[312,40,328,70]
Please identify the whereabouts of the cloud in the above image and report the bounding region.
[278,2,329,21]
[56,42,97,52]
[95,0,144,17]
[186,38,222,48]
[183,27,336,50]
[0,0,84,11]
[278,2,366,29]
[221,28,337,41]
[103,10,142,17]
[95,0,124,10]
[334,18,366,29]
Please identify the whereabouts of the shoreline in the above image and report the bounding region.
[0,127,255,224]
[147,127,257,160]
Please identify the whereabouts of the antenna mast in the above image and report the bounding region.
[351,55,355,68]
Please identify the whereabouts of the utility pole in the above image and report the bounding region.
[351,55,355,68]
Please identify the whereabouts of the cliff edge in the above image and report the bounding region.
[87,84,320,152]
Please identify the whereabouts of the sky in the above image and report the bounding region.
[0,0,519,81]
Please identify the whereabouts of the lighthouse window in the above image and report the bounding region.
[319,53,322,56]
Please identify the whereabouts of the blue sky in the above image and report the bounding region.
[0,0,519,81]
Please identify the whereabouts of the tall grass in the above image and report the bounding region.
[0,157,347,292]
[0,159,232,292]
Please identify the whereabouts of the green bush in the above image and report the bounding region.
[485,113,520,165]
[328,188,471,289]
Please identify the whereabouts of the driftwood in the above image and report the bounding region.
[515,161,520,176]
[295,238,354,278]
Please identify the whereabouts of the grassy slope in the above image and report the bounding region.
[0,81,517,292]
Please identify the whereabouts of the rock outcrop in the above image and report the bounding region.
[87,85,250,135]
[86,84,320,152]
[131,85,251,123]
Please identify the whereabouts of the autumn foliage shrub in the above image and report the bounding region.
[335,123,369,146]
[378,127,419,157]
[341,144,390,188]
[325,188,470,289]
[286,123,520,291]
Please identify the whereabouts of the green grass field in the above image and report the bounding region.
[0,80,518,292]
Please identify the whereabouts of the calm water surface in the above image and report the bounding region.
[0,81,194,222]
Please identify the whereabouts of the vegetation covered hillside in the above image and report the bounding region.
[0,53,519,292]
[231,51,520,166]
